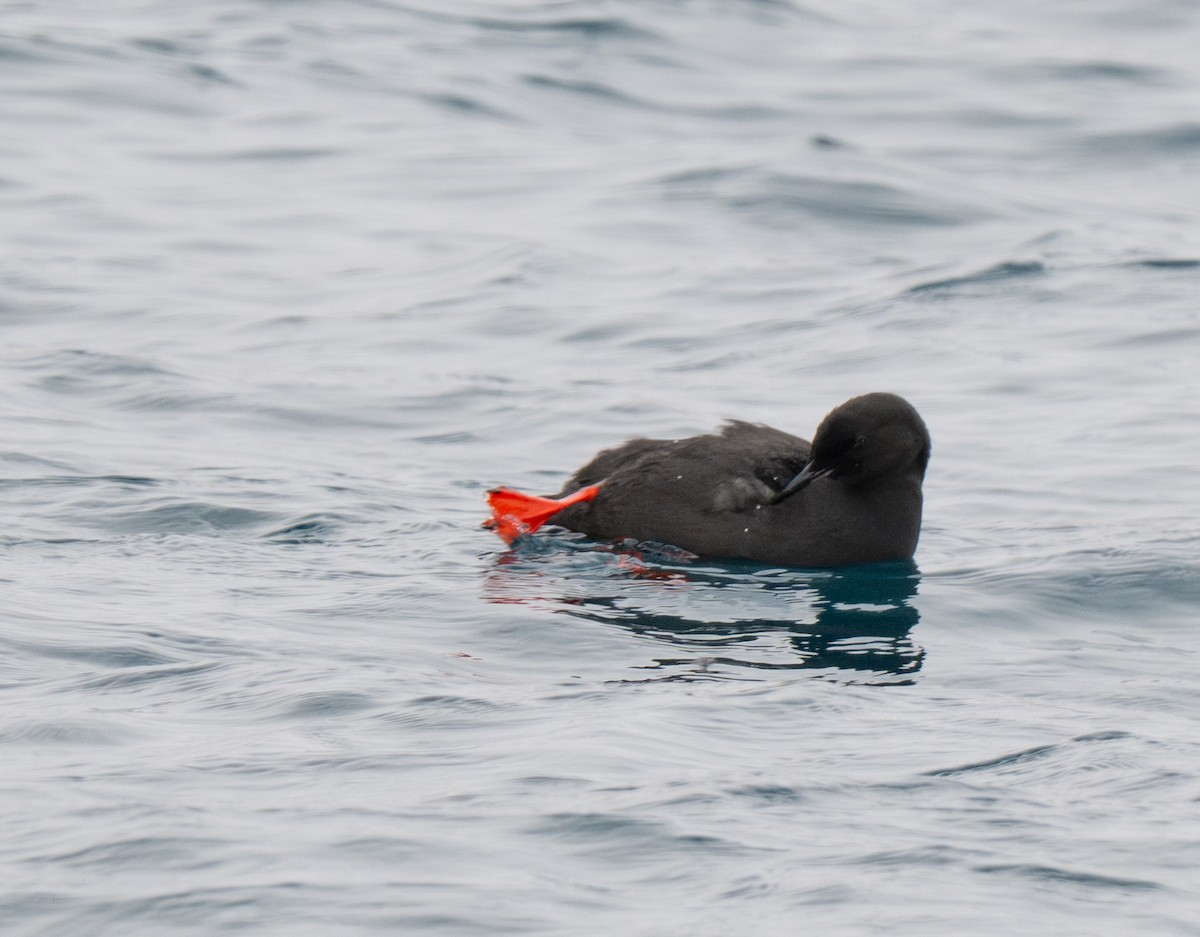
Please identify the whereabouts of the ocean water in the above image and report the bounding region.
[2,1,1199,934]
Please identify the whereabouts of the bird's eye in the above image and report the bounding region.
[831,435,857,456]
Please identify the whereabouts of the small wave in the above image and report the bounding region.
[25,348,178,386]
[417,91,518,122]
[376,695,508,733]
[278,691,377,720]
[1097,325,1200,349]
[67,498,285,536]
[398,7,660,43]
[43,835,230,871]
[12,637,178,670]
[924,731,1133,778]
[469,15,656,41]
[933,541,1200,622]
[153,147,346,163]
[522,73,650,109]
[0,473,158,490]
[263,513,348,544]
[1081,122,1200,161]
[526,810,743,859]
[1025,59,1170,86]
[974,863,1161,892]
[0,720,138,747]
[72,661,224,693]
[906,261,1046,294]
[653,164,990,230]
[1123,258,1200,269]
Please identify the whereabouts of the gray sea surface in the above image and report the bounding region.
[2,1,1199,934]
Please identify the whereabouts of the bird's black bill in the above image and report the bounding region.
[768,463,832,504]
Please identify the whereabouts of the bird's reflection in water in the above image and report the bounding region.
[483,535,923,685]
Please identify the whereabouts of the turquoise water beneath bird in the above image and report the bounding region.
[2,2,1199,934]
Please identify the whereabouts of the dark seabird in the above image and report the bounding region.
[484,392,930,567]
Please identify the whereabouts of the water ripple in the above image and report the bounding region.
[4,0,1200,933]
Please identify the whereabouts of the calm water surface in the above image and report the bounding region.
[2,1,1199,934]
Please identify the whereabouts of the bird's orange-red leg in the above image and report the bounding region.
[483,484,601,545]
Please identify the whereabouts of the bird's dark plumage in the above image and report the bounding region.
[542,392,930,567]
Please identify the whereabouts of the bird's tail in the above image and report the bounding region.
[483,484,601,545]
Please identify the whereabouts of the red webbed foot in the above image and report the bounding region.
[483,484,601,545]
